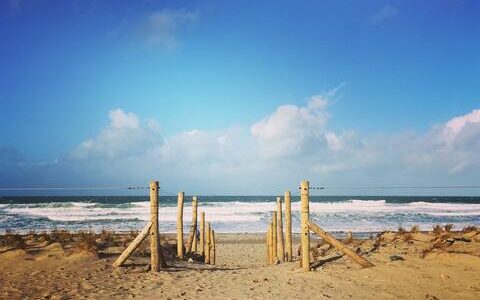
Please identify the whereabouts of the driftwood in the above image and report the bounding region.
[307,220,374,268]
[177,192,184,258]
[300,180,310,271]
[276,197,285,262]
[284,191,292,262]
[113,222,152,267]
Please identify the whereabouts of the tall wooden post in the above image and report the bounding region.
[300,180,310,271]
[211,228,216,265]
[268,222,274,265]
[150,181,166,271]
[205,222,211,264]
[177,192,184,258]
[193,230,197,252]
[276,197,285,262]
[272,211,278,262]
[266,225,271,265]
[200,211,205,257]
[284,191,292,262]
[186,196,198,253]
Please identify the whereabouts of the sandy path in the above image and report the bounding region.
[1,231,480,299]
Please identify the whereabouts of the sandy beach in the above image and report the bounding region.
[1,228,480,299]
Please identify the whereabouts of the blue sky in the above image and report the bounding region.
[1,0,480,195]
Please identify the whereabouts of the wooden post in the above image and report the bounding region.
[307,220,374,268]
[300,180,310,271]
[186,196,198,253]
[193,230,198,253]
[205,222,211,264]
[268,222,274,265]
[272,211,278,263]
[150,181,166,272]
[200,211,205,257]
[113,222,152,267]
[266,225,271,265]
[177,192,184,258]
[211,228,216,265]
[284,191,292,262]
[276,197,285,262]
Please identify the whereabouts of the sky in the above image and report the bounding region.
[1,0,480,195]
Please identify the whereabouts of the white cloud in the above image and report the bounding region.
[5,90,480,194]
[371,5,399,23]
[250,94,331,159]
[109,109,140,129]
[70,109,162,160]
[440,109,480,144]
[142,9,198,48]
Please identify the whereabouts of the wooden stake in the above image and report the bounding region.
[200,211,205,257]
[150,181,166,272]
[266,225,271,265]
[211,228,216,265]
[113,222,152,267]
[276,197,285,262]
[193,229,198,252]
[186,196,198,253]
[177,191,184,258]
[272,211,278,263]
[307,220,374,268]
[284,191,292,262]
[300,180,310,271]
[269,222,274,265]
[205,222,211,264]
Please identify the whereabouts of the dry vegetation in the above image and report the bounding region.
[0,228,178,259]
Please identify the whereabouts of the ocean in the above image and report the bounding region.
[1,195,480,234]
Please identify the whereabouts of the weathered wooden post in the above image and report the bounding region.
[200,211,205,257]
[272,211,278,263]
[276,197,285,262]
[177,191,184,258]
[113,222,152,267]
[300,180,310,271]
[284,191,292,262]
[150,181,167,271]
[307,221,374,268]
[268,221,274,264]
[193,230,198,252]
[186,196,198,253]
[266,225,271,265]
[211,228,216,265]
[205,222,211,264]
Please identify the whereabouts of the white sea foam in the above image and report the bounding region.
[2,199,480,233]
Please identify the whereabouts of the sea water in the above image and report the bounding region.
[1,196,479,234]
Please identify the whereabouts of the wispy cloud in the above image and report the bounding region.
[141,9,198,49]
[371,5,399,23]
